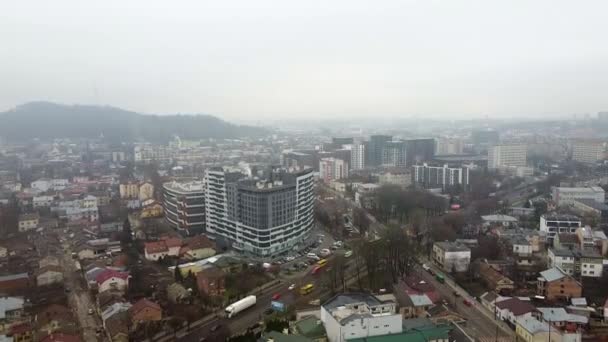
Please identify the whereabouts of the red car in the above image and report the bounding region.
[463,299,473,307]
[272,293,281,300]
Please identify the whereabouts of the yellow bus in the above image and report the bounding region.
[300,283,314,295]
[316,259,327,267]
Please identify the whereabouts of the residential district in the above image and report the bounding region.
[3,116,608,342]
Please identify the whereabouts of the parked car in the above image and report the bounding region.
[463,299,473,307]
[288,284,296,290]
[210,324,221,332]
[272,293,281,300]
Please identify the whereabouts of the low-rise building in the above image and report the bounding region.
[0,274,30,295]
[479,262,515,294]
[552,186,605,206]
[96,270,129,293]
[33,195,54,208]
[537,307,588,330]
[320,293,401,342]
[128,298,162,327]
[144,237,183,261]
[17,214,39,232]
[432,242,471,273]
[495,297,538,326]
[36,265,64,287]
[537,267,582,301]
[0,297,25,332]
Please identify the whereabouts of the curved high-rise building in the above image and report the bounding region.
[163,181,205,232]
[205,167,314,257]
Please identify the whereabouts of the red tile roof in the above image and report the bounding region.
[95,269,129,285]
[144,241,168,254]
[164,237,183,248]
[128,298,161,317]
[186,235,215,250]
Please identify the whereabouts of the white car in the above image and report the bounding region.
[319,248,331,257]
[285,256,295,261]
[288,284,296,291]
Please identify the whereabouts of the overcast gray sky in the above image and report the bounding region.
[2,1,608,121]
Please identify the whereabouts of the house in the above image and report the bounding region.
[36,266,64,287]
[537,267,582,301]
[495,297,538,325]
[196,266,225,296]
[143,241,169,261]
[548,248,577,275]
[0,274,30,294]
[181,235,216,260]
[393,285,433,319]
[128,299,162,326]
[537,307,588,330]
[38,256,60,269]
[96,270,129,293]
[38,333,81,342]
[479,262,515,294]
[8,322,33,342]
[402,275,441,303]
[515,316,581,342]
[432,241,471,273]
[17,214,39,232]
[0,297,25,332]
[35,304,77,336]
[554,233,579,250]
[104,315,129,342]
[97,291,126,313]
[479,291,510,313]
[33,196,54,208]
[101,302,132,327]
[515,317,554,342]
[143,237,182,261]
[166,283,191,304]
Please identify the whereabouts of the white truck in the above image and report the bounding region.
[225,295,256,318]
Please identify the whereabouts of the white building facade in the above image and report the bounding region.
[488,144,527,169]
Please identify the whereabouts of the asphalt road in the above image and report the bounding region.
[416,262,515,340]
[60,245,104,342]
[177,254,358,341]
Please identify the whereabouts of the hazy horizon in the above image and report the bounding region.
[2,1,608,121]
